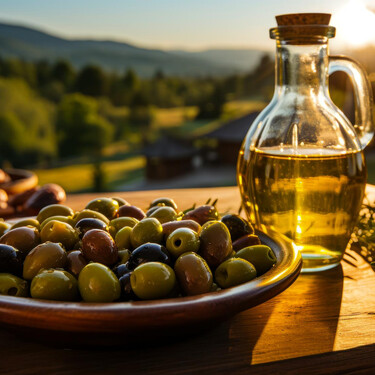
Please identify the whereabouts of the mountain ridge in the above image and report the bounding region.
[0,22,268,77]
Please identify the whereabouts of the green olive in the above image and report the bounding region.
[111,197,129,207]
[166,228,200,258]
[0,273,28,297]
[199,221,232,268]
[224,250,237,261]
[146,206,164,217]
[115,226,132,250]
[0,227,40,258]
[73,209,110,225]
[118,249,131,264]
[149,206,177,224]
[23,242,67,280]
[78,263,121,302]
[215,258,256,288]
[39,215,75,231]
[235,245,277,276]
[40,220,79,251]
[130,218,163,248]
[85,197,119,220]
[108,217,139,238]
[130,262,176,300]
[10,219,40,231]
[149,197,178,210]
[30,269,79,301]
[174,252,212,296]
[0,221,11,236]
[37,204,74,224]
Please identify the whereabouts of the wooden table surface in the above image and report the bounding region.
[1,186,375,374]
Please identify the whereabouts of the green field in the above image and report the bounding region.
[32,99,267,193]
[34,155,145,193]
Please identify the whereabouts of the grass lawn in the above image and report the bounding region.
[152,99,267,137]
[154,106,197,128]
[33,155,145,193]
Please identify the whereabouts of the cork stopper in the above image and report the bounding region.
[270,13,335,43]
[276,13,331,26]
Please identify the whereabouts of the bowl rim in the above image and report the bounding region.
[0,230,302,333]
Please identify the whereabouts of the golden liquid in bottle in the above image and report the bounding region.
[237,148,367,271]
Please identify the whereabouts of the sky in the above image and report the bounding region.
[0,0,375,51]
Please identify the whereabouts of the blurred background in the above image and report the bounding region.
[0,0,375,193]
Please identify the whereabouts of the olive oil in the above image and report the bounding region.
[237,148,367,271]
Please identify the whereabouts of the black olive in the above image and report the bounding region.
[221,214,254,241]
[75,218,108,239]
[113,263,131,279]
[127,243,171,270]
[119,273,137,300]
[0,244,23,276]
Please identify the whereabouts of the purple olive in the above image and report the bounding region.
[82,229,118,266]
[117,205,146,221]
[67,250,88,277]
[183,205,218,225]
[232,234,261,251]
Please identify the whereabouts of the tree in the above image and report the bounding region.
[0,78,56,166]
[196,83,226,119]
[52,60,75,88]
[128,90,154,144]
[35,60,52,86]
[0,113,26,165]
[75,65,108,97]
[56,93,113,157]
[92,162,107,192]
[153,69,165,81]
[123,69,139,92]
[109,69,140,106]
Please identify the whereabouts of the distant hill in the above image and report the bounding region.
[172,49,271,73]
[0,22,269,77]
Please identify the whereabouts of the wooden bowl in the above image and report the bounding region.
[0,231,302,346]
[1,169,38,195]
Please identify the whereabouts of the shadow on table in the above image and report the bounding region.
[247,265,344,365]
[1,304,275,375]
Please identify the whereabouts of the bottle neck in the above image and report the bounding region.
[275,42,329,95]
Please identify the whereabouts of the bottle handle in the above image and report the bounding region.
[329,55,374,150]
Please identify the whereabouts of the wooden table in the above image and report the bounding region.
[1,186,375,374]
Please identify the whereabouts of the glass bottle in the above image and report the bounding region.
[237,13,374,272]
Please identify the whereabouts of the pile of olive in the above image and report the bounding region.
[0,197,277,302]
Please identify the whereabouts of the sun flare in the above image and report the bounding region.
[332,0,375,48]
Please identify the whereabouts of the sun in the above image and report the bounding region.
[332,0,375,48]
